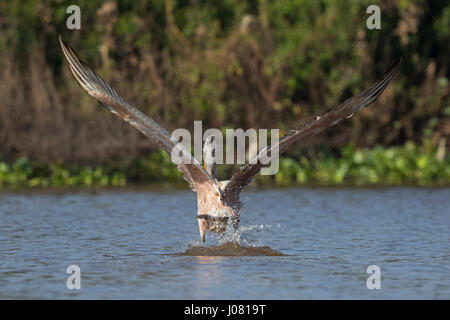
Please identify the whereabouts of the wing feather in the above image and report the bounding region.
[224,58,402,200]
[59,36,217,193]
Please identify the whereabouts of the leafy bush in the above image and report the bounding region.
[0,1,448,165]
[0,142,448,188]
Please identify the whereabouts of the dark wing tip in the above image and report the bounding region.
[356,57,402,107]
[59,35,69,52]
[380,57,402,82]
[386,56,402,75]
[59,35,82,64]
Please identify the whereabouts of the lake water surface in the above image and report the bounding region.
[0,187,449,299]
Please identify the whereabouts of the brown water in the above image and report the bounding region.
[174,243,285,256]
[0,187,449,299]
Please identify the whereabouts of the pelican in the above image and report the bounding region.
[59,36,401,243]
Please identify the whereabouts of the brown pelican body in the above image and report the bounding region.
[59,36,401,243]
[197,136,240,242]
[196,181,240,243]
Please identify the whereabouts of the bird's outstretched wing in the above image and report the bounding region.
[224,58,402,202]
[59,36,217,193]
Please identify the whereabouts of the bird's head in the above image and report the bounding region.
[203,135,217,178]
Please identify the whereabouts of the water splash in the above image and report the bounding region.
[214,223,275,246]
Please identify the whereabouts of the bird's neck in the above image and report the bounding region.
[203,138,217,179]
[204,159,217,179]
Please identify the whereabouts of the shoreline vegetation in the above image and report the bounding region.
[1,142,448,188]
[0,2,448,190]
[1,2,449,169]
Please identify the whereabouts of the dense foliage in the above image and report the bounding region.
[0,0,448,186]
[1,141,448,187]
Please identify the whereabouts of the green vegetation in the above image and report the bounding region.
[0,1,448,188]
[1,141,448,188]
[0,157,127,188]
[272,142,449,186]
